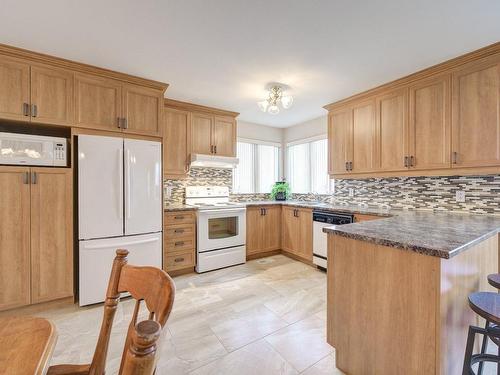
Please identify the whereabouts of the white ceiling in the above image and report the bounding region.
[0,0,499,127]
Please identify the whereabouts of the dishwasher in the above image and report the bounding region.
[313,211,354,270]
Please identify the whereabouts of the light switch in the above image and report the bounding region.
[455,190,466,203]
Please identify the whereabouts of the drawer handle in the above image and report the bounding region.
[174,216,185,220]
[174,229,185,234]
[174,241,185,246]
[174,257,185,263]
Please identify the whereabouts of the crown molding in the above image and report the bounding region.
[164,98,239,118]
[0,43,169,92]
[323,41,500,111]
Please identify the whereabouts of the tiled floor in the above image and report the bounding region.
[36,255,343,374]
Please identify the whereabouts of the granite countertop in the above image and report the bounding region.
[164,200,500,259]
[164,203,197,212]
[323,210,500,259]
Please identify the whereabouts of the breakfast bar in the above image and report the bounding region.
[324,212,500,375]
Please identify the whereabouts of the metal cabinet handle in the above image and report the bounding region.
[23,172,29,184]
[345,162,349,171]
[31,104,38,117]
[452,152,458,164]
[174,216,185,220]
[31,171,37,184]
[23,103,30,116]
[349,161,353,171]
[174,229,185,234]
[404,156,409,167]
[174,257,185,263]
[123,118,128,129]
[263,208,267,216]
[214,145,217,154]
[410,155,415,167]
[174,241,185,247]
[117,117,122,128]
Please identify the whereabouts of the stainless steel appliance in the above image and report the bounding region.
[185,186,246,273]
[0,132,67,166]
[313,211,353,269]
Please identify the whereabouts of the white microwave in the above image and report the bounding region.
[0,132,67,167]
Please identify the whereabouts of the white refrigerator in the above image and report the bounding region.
[78,135,162,306]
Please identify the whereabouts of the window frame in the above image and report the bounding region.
[233,138,281,194]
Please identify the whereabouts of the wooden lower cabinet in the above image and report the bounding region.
[246,206,281,256]
[281,207,313,262]
[0,166,73,311]
[163,210,196,273]
[0,167,31,311]
[30,168,73,304]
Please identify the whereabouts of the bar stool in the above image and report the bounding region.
[463,292,500,374]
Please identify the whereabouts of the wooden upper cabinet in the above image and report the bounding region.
[163,108,190,178]
[213,116,236,157]
[30,168,73,304]
[0,167,31,311]
[328,109,351,174]
[74,74,122,131]
[452,55,500,168]
[30,65,74,126]
[351,100,376,173]
[123,84,162,136]
[409,75,451,170]
[375,89,408,171]
[191,112,214,155]
[0,56,30,121]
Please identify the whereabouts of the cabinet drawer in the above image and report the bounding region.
[165,211,196,226]
[165,224,195,238]
[165,237,195,252]
[165,251,195,271]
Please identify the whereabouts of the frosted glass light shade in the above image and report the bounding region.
[281,95,293,109]
[257,100,269,112]
[268,105,280,115]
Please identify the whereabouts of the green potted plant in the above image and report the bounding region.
[270,180,291,201]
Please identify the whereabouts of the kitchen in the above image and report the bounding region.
[0,2,500,375]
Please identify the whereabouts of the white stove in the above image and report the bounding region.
[185,186,246,273]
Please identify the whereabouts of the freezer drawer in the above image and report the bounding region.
[79,232,162,306]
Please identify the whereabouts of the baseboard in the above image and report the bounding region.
[246,249,281,261]
[0,296,75,317]
[168,267,195,277]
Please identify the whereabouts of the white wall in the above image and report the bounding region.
[283,115,327,144]
[237,120,283,144]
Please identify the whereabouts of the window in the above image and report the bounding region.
[287,137,330,194]
[233,140,280,193]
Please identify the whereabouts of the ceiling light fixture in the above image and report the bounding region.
[257,85,293,115]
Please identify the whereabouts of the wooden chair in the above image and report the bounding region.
[48,249,175,375]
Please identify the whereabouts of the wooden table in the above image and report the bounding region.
[0,316,57,375]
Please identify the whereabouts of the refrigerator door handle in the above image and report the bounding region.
[82,237,159,249]
[125,148,132,220]
[118,147,124,221]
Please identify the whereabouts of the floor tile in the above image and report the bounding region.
[302,353,344,375]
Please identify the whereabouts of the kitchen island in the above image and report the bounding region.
[324,211,500,375]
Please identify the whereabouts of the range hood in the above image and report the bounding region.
[190,153,239,168]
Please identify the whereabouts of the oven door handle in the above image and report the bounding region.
[198,208,246,215]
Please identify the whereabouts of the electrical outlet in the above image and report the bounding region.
[348,188,354,197]
[455,190,466,203]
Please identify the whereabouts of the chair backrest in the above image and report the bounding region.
[88,249,175,375]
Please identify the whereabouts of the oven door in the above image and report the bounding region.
[197,208,246,252]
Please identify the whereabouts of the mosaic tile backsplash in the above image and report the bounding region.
[164,167,500,215]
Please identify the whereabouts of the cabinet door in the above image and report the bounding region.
[246,207,263,255]
[452,55,500,167]
[409,75,451,170]
[163,108,190,178]
[213,116,236,157]
[31,65,74,126]
[0,56,30,122]
[328,109,351,175]
[123,84,162,136]
[281,206,297,253]
[191,112,214,155]
[376,89,408,171]
[74,74,122,131]
[30,168,73,304]
[296,208,313,261]
[261,206,281,251]
[351,100,376,173]
[0,167,31,311]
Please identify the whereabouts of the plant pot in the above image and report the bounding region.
[275,192,287,201]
